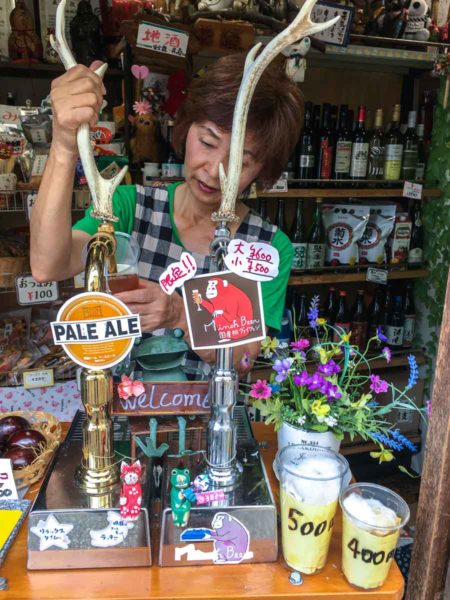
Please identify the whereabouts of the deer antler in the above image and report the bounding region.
[50,0,128,223]
[211,0,340,223]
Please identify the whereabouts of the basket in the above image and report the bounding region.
[1,411,62,489]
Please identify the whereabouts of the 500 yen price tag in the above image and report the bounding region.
[16,275,59,305]
[0,459,19,500]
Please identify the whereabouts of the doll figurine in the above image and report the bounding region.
[8,0,43,62]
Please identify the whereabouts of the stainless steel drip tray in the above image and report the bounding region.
[27,412,152,570]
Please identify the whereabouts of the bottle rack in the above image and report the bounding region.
[258,184,441,198]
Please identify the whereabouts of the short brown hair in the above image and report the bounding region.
[173,52,303,187]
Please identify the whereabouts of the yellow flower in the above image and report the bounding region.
[317,318,327,326]
[351,393,372,409]
[317,346,341,364]
[311,400,331,418]
[260,336,278,357]
[341,332,352,343]
[370,449,394,463]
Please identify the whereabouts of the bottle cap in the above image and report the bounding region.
[407,111,417,128]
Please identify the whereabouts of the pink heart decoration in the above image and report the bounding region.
[131,64,149,80]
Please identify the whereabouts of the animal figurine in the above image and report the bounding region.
[170,466,191,527]
[403,0,431,40]
[129,112,160,165]
[69,0,104,66]
[283,38,311,83]
[375,0,408,38]
[119,460,143,521]
[8,0,42,62]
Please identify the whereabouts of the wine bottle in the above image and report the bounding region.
[401,111,418,181]
[415,123,427,180]
[334,104,352,180]
[368,108,385,180]
[403,283,416,348]
[330,105,338,136]
[297,101,316,181]
[383,284,393,326]
[306,198,326,269]
[324,286,337,324]
[408,202,424,266]
[274,198,287,234]
[317,104,333,180]
[291,198,307,272]
[257,197,268,220]
[383,104,403,182]
[367,287,385,339]
[386,295,404,347]
[351,290,368,351]
[333,290,351,342]
[161,119,183,178]
[350,105,369,181]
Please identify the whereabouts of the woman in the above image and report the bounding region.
[30,53,303,376]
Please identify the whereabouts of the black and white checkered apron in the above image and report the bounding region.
[131,183,277,378]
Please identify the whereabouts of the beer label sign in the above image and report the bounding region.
[51,292,141,369]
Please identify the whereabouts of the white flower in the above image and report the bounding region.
[325,416,338,427]
[297,416,306,426]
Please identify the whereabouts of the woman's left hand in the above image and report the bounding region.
[114,278,184,333]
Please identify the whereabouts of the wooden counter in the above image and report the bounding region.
[0,422,405,600]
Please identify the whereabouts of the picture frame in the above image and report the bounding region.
[311,1,354,47]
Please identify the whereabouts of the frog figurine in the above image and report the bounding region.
[131,329,189,382]
[170,466,191,527]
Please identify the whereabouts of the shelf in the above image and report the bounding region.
[288,268,429,286]
[0,60,123,79]
[0,190,90,214]
[258,185,441,198]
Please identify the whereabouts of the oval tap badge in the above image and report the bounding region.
[51,292,141,370]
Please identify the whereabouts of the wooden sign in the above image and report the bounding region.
[112,381,210,416]
[193,19,255,54]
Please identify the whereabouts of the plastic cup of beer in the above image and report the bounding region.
[340,483,409,590]
[107,232,140,293]
[276,444,349,574]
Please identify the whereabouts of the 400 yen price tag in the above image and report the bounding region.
[15,275,59,305]
[0,459,19,500]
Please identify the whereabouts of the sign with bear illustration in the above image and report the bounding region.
[182,271,265,350]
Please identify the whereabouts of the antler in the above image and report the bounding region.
[211,0,340,223]
[50,0,128,223]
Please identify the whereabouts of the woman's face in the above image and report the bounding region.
[183,121,262,209]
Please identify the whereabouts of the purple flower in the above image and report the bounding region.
[370,374,389,394]
[291,339,310,351]
[426,400,431,417]
[307,295,320,328]
[376,326,388,343]
[407,354,419,390]
[320,380,342,401]
[239,351,251,370]
[294,371,310,387]
[382,346,392,363]
[308,371,326,391]
[318,359,341,377]
[249,379,272,399]
[273,358,291,383]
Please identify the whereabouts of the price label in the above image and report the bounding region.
[266,172,288,193]
[366,267,388,285]
[31,155,48,177]
[137,22,189,58]
[0,459,19,500]
[26,192,38,219]
[23,369,54,389]
[403,181,423,200]
[224,239,279,282]
[16,275,59,305]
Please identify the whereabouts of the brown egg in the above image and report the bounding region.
[0,416,30,444]
[3,447,36,470]
[7,428,46,451]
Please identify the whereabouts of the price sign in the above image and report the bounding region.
[224,239,279,282]
[26,192,38,219]
[403,181,423,200]
[31,155,48,177]
[137,22,189,58]
[16,275,59,305]
[0,459,18,501]
[366,267,388,285]
[23,369,54,389]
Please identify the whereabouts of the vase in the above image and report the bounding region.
[277,420,341,453]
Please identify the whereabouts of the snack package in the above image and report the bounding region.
[323,204,370,266]
[387,213,412,265]
[358,205,396,265]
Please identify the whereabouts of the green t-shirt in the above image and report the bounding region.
[73,184,293,330]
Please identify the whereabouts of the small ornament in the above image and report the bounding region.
[133,99,152,116]
[284,38,311,83]
[134,417,169,458]
[117,374,145,400]
[170,465,191,527]
[119,460,143,521]
[131,64,150,80]
[129,110,160,165]
[8,0,43,62]
[69,0,104,66]
[402,0,431,41]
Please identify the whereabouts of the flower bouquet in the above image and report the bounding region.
[247,296,428,463]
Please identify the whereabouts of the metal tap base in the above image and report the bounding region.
[27,412,153,570]
[158,405,277,567]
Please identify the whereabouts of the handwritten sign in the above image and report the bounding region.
[137,22,189,58]
[403,181,423,200]
[366,267,388,285]
[224,240,279,282]
[30,514,73,551]
[311,1,354,47]
[159,252,197,295]
[23,369,54,389]
[16,275,59,305]
[90,511,134,548]
[0,459,18,500]
[113,381,210,415]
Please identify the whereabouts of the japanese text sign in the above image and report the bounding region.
[159,252,197,295]
[224,240,279,282]
[136,22,189,58]
[0,459,18,500]
[16,275,59,305]
[311,1,354,47]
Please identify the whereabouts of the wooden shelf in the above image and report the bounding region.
[288,268,429,286]
[258,186,441,198]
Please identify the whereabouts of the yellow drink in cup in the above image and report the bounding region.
[340,483,410,590]
[275,445,349,575]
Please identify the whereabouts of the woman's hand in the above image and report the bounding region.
[50,61,106,157]
[114,279,185,333]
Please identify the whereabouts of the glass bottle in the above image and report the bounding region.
[257,197,268,220]
[306,198,326,270]
[324,286,337,324]
[401,111,418,181]
[296,293,311,341]
[161,119,183,178]
[317,104,333,181]
[367,287,385,339]
[350,105,369,181]
[386,295,405,347]
[408,202,424,266]
[297,101,316,182]
[351,290,368,351]
[368,108,385,180]
[383,104,403,182]
[403,283,416,348]
[290,198,307,272]
[333,290,351,342]
[274,198,287,234]
[334,104,352,180]
[415,123,427,181]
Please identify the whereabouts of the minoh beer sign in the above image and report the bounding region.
[51,292,141,369]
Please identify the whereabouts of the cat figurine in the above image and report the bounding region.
[119,461,142,521]
[170,466,191,527]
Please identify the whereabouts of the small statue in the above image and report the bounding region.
[403,0,431,40]
[129,111,161,165]
[119,461,143,521]
[170,466,191,527]
[284,38,310,83]
[131,329,189,381]
[8,0,43,62]
[69,0,104,66]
